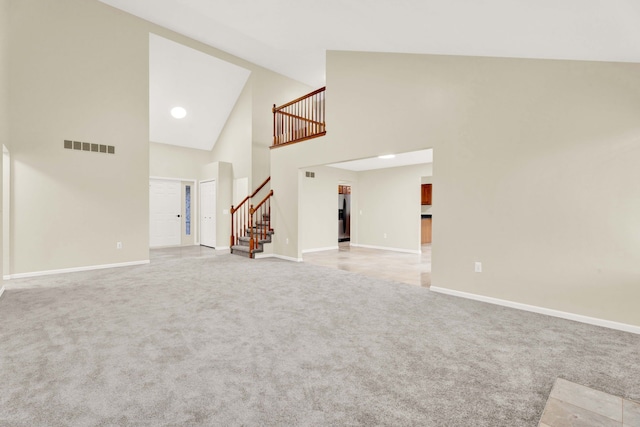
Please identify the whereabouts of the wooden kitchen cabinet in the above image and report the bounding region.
[421,184,432,205]
[421,218,432,244]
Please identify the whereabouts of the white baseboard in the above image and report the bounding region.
[0,286,4,299]
[350,243,420,255]
[302,246,339,254]
[255,253,303,262]
[430,286,640,335]
[9,260,150,280]
[215,246,230,252]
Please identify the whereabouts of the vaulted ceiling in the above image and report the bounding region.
[101,0,640,88]
[149,34,250,151]
[100,0,639,151]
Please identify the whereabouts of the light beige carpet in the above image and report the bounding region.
[1,254,639,426]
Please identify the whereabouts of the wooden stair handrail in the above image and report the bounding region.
[230,196,248,215]
[250,190,274,215]
[251,176,271,198]
[248,189,274,255]
[230,178,273,255]
[230,176,271,215]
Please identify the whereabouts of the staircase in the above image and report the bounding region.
[230,213,274,258]
[230,178,274,259]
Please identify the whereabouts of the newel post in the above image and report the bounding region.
[249,204,255,255]
[230,205,235,247]
[272,104,277,146]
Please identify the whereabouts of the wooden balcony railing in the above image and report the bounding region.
[272,87,326,148]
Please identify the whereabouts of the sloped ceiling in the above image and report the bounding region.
[104,0,640,88]
[328,149,433,172]
[149,34,250,151]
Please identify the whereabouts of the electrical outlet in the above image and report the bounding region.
[116,242,122,249]
[383,233,387,239]
[475,262,482,273]
[286,238,289,244]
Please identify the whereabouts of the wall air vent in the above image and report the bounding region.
[64,140,115,155]
[305,171,315,178]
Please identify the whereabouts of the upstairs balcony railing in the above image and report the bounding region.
[272,87,326,148]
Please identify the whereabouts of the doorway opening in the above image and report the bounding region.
[302,149,433,287]
[338,184,351,243]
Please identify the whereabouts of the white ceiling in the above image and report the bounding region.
[149,34,250,151]
[103,0,640,88]
[328,149,433,172]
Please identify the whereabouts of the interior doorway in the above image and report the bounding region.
[338,184,351,242]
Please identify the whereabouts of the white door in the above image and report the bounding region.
[200,180,216,248]
[149,179,181,247]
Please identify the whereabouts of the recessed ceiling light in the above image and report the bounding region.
[171,106,187,119]
[378,154,395,159]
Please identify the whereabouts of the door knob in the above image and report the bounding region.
[176,214,181,217]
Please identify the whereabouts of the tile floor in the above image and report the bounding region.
[539,378,640,427]
[302,243,431,287]
[150,245,219,262]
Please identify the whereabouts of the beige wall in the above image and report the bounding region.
[299,166,358,252]
[272,50,640,327]
[251,144,270,189]
[357,164,429,252]
[0,0,7,154]
[8,0,150,273]
[149,142,212,180]
[0,0,8,278]
[271,144,305,260]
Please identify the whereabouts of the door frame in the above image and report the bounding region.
[199,179,216,248]
[338,181,354,245]
[149,176,198,246]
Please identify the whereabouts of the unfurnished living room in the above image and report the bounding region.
[1,1,639,426]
